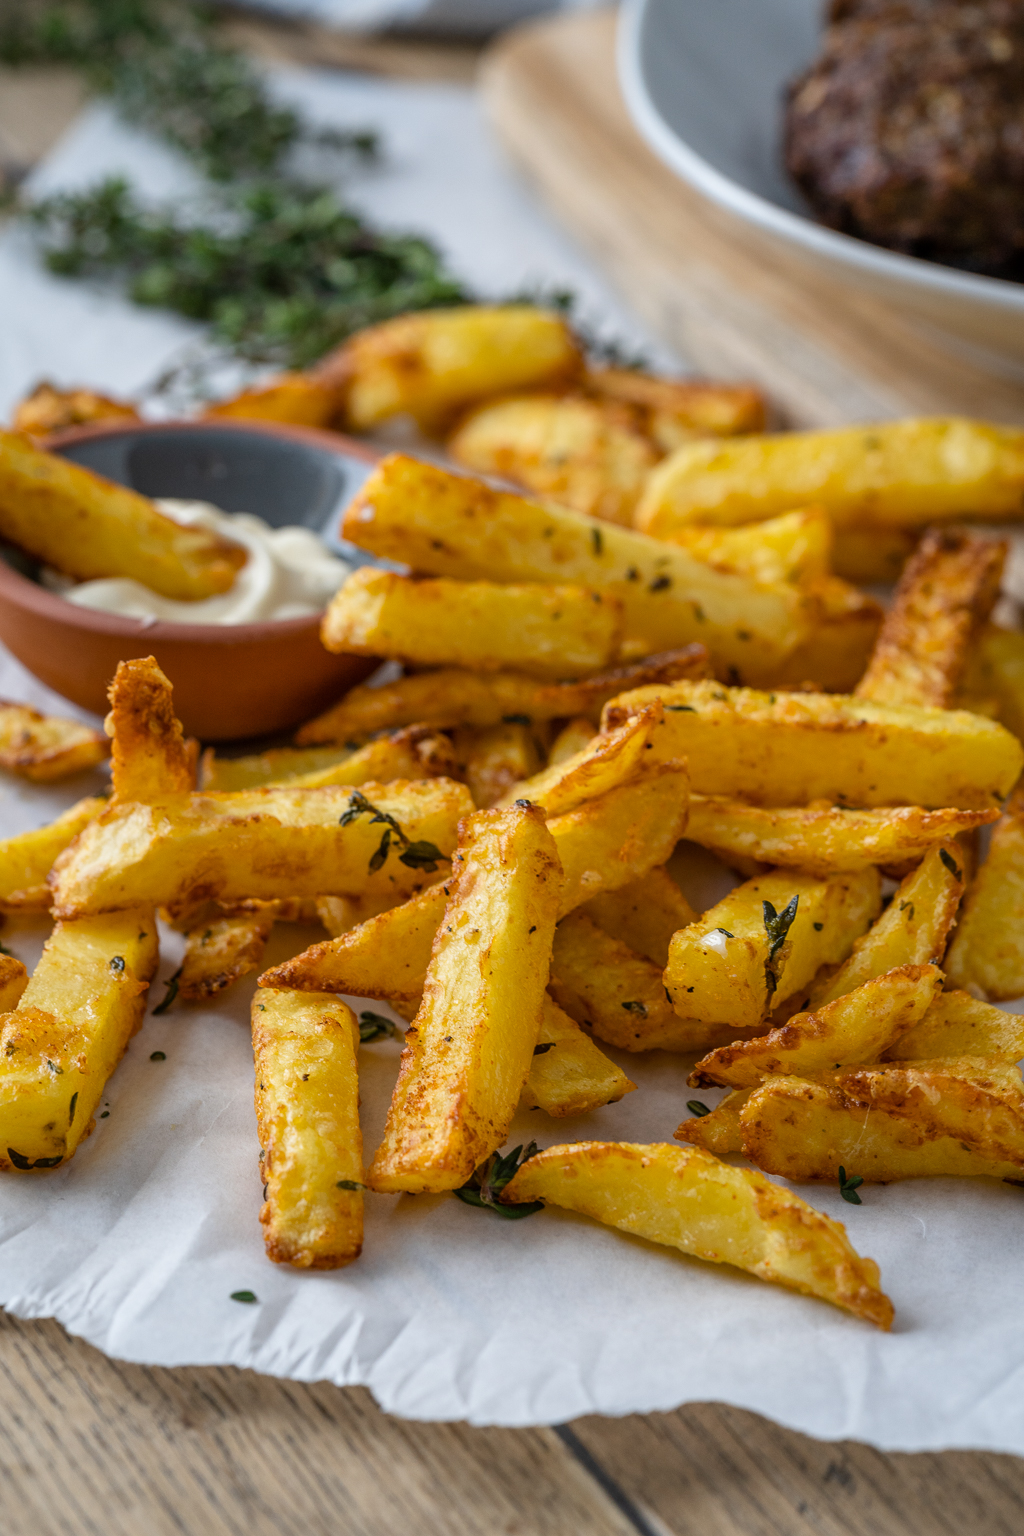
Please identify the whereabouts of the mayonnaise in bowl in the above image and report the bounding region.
[42,499,352,625]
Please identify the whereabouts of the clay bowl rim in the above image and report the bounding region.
[0,417,382,646]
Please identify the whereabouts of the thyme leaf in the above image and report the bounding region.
[358,1010,400,1043]
[939,848,963,881]
[398,840,444,871]
[838,1165,864,1205]
[152,964,182,1015]
[686,1100,711,1118]
[455,1142,543,1219]
[762,896,799,998]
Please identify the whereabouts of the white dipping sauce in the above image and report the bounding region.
[42,498,351,626]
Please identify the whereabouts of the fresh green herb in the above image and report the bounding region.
[109,955,125,972]
[398,840,444,872]
[0,943,14,957]
[692,603,706,622]
[686,1100,711,1118]
[7,1147,62,1169]
[368,828,391,872]
[591,527,603,556]
[533,1042,554,1055]
[336,1179,364,1191]
[100,1110,109,1118]
[666,705,697,712]
[762,895,799,998]
[455,1142,543,1219]
[45,1059,63,1076]
[621,1000,648,1016]
[153,964,181,1014]
[230,1290,258,1304]
[813,922,823,932]
[503,714,532,726]
[715,927,735,940]
[358,1010,400,1043]
[939,848,962,881]
[649,574,671,593]
[150,1050,166,1061]
[339,789,376,827]
[68,1091,78,1126]
[838,1166,863,1205]
[899,901,915,919]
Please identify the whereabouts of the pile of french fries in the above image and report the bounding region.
[11,305,1024,1337]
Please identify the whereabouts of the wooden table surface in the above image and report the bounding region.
[3,17,1024,1534]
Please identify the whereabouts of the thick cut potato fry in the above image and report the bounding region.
[500,1141,892,1329]
[315,888,411,937]
[322,568,624,679]
[581,865,697,967]
[276,884,446,1008]
[0,701,107,783]
[318,305,583,433]
[586,368,766,442]
[548,717,596,764]
[945,801,1024,998]
[0,796,106,908]
[666,508,832,586]
[957,624,1024,741]
[106,657,195,801]
[855,529,1006,709]
[884,989,1024,1062]
[757,576,883,693]
[12,381,140,438]
[523,996,636,1117]
[448,394,658,526]
[180,905,277,1001]
[495,704,662,815]
[341,455,812,672]
[551,911,731,1052]
[296,646,710,744]
[740,1059,1024,1183]
[253,988,362,1268]
[368,803,563,1193]
[674,1088,751,1154]
[0,907,157,1169]
[814,843,966,1008]
[204,373,340,428]
[0,956,28,1012]
[0,429,245,599]
[831,526,918,584]
[453,721,545,809]
[665,868,881,1031]
[201,726,458,793]
[635,418,1024,537]
[50,778,472,918]
[604,679,1024,809]
[690,964,944,1089]
[684,796,995,877]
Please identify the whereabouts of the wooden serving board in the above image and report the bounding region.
[481,8,1024,428]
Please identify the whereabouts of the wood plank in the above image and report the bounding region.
[480,9,1024,428]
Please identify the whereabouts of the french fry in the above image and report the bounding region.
[585,368,766,443]
[883,989,1024,1062]
[203,373,340,429]
[522,996,636,1117]
[295,646,711,743]
[341,455,812,672]
[0,796,107,908]
[499,1141,893,1329]
[317,305,583,433]
[0,956,28,1012]
[674,1088,751,1154]
[603,679,1024,809]
[665,508,832,586]
[315,888,413,938]
[756,576,883,694]
[12,381,140,438]
[106,657,195,801]
[368,803,563,1193]
[581,865,697,967]
[448,393,658,525]
[200,725,458,792]
[452,721,545,809]
[683,797,996,878]
[180,904,278,1002]
[0,907,157,1170]
[495,704,663,815]
[740,1059,1024,1183]
[547,717,597,765]
[831,526,917,584]
[814,842,966,1007]
[855,529,1006,709]
[0,429,246,599]
[957,624,1024,741]
[635,418,1024,537]
[690,963,944,1089]
[945,794,1024,998]
[322,568,624,679]
[664,868,881,1031]
[49,778,472,918]
[253,988,363,1268]
[0,701,107,783]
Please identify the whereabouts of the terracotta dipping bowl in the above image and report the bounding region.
[0,419,382,741]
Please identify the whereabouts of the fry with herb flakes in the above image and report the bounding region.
[581,866,697,968]
[253,988,363,1268]
[0,796,107,909]
[690,964,944,1090]
[945,789,1024,999]
[522,996,636,1117]
[548,717,598,765]
[495,703,663,816]
[452,720,546,810]
[499,1141,893,1330]
[665,868,881,1032]
[883,989,1024,1063]
[0,701,107,783]
[368,802,563,1194]
[180,904,278,1002]
[106,656,195,801]
[664,508,832,586]
[675,1089,751,1155]
[0,907,157,1171]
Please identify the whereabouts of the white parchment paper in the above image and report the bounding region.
[1,71,1024,1450]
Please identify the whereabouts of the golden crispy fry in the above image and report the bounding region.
[855,529,1006,709]
[884,989,1024,1062]
[831,526,918,584]
[180,905,277,1002]
[635,418,1024,537]
[253,988,362,1268]
[691,964,944,1089]
[666,508,832,586]
[581,865,697,967]
[49,778,472,919]
[945,797,1024,998]
[314,888,412,938]
[586,369,766,444]
[0,796,106,909]
[740,1059,1024,1183]
[448,393,657,525]
[957,624,1024,741]
[0,907,157,1170]
[551,911,727,1052]
[757,576,883,693]
[452,721,545,809]
[322,568,624,680]
[0,429,245,599]
[106,657,195,801]
[341,455,812,673]
[0,955,28,1012]
[296,646,710,744]
[674,1088,750,1153]
[813,843,966,1008]
[368,803,563,1193]
[0,701,107,783]
[684,796,996,878]
[201,725,458,792]
[548,717,596,765]
[665,868,881,1031]
[12,381,141,438]
[522,996,636,1117]
[317,305,583,434]
[495,704,662,815]
[500,1140,892,1329]
[203,373,340,428]
[276,884,446,1008]
[604,679,1024,809]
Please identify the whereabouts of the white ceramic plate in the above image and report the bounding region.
[618,0,1024,380]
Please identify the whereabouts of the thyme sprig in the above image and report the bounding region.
[455,1142,543,1219]
[341,789,445,874]
[762,896,799,999]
